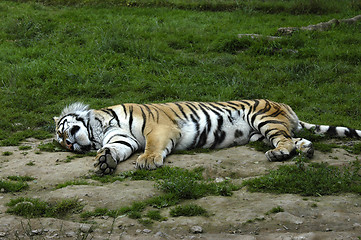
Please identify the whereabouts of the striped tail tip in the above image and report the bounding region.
[299,121,361,138]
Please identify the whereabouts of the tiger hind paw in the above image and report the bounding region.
[265,148,291,162]
[94,148,117,175]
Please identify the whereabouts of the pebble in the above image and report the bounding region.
[143,229,152,233]
[80,224,92,233]
[189,226,203,234]
[0,232,6,237]
[65,231,76,237]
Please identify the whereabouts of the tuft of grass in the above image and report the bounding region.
[145,210,167,221]
[38,141,66,152]
[170,204,209,217]
[6,197,83,218]
[0,180,29,193]
[55,180,89,189]
[242,160,361,196]
[7,176,35,182]
[19,145,32,151]
[156,172,240,199]
[265,206,284,215]
[2,151,13,156]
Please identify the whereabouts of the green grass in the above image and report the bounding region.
[55,179,90,189]
[6,197,83,218]
[265,206,284,215]
[2,151,13,156]
[82,166,239,220]
[242,160,361,196]
[0,0,360,146]
[7,175,35,181]
[0,180,29,192]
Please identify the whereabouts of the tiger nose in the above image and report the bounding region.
[65,140,73,150]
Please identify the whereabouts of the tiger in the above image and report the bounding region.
[54,99,361,175]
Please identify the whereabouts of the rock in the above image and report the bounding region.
[80,224,92,233]
[155,231,168,238]
[143,229,152,233]
[189,226,203,234]
[0,232,6,237]
[65,231,76,237]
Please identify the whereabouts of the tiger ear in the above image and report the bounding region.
[53,117,59,123]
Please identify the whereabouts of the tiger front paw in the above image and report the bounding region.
[94,148,117,175]
[136,153,164,170]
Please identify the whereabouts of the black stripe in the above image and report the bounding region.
[128,106,135,137]
[142,104,155,121]
[108,108,121,127]
[121,104,127,119]
[185,102,200,119]
[112,140,135,152]
[175,103,188,119]
[210,116,226,149]
[251,100,272,123]
[257,120,288,131]
[326,126,337,136]
[140,106,147,134]
[345,128,359,138]
[189,114,200,148]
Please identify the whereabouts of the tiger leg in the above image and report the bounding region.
[94,128,139,175]
[263,127,296,162]
[136,126,181,170]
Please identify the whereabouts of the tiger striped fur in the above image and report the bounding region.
[54,99,361,175]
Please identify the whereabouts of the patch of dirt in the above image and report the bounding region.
[0,138,360,239]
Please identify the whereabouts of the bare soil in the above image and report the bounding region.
[0,138,360,240]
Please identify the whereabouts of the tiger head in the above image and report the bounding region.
[54,103,92,153]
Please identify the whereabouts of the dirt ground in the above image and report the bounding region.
[0,138,360,240]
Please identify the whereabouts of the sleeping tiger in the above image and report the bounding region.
[54,99,361,175]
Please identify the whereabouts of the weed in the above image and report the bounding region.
[265,206,284,215]
[38,141,65,152]
[7,197,83,218]
[0,180,29,192]
[26,161,35,166]
[7,176,35,181]
[19,145,31,151]
[145,210,167,221]
[55,180,89,189]
[170,204,209,217]
[343,142,361,154]
[2,151,13,156]
[138,218,153,226]
[242,161,361,196]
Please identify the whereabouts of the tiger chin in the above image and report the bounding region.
[54,100,361,175]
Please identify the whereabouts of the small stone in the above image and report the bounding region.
[65,231,76,237]
[155,231,168,238]
[325,228,332,232]
[189,226,203,234]
[80,224,92,233]
[0,232,6,237]
[215,177,224,183]
[136,229,142,233]
[31,229,42,235]
[143,229,151,233]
